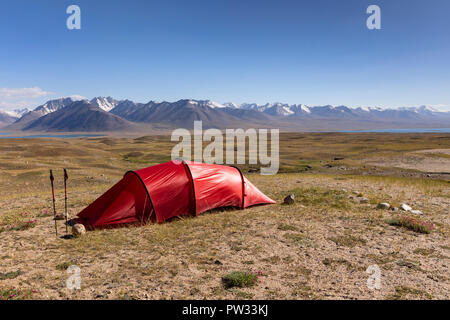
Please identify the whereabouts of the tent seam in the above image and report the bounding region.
[231,166,246,209]
[181,160,197,216]
[125,171,156,222]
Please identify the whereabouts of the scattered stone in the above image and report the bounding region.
[214,260,223,265]
[411,210,423,215]
[400,204,412,211]
[72,224,86,237]
[353,191,361,195]
[283,194,295,205]
[358,197,369,204]
[390,207,399,212]
[341,188,347,193]
[54,213,65,220]
[377,203,390,210]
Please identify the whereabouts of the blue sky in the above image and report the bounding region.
[1,0,450,111]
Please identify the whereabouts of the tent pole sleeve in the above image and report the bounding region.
[181,160,197,216]
[125,171,156,222]
[231,166,246,209]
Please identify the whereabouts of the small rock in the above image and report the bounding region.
[54,213,65,220]
[214,260,222,265]
[283,194,295,205]
[72,224,86,237]
[411,210,423,215]
[341,188,347,193]
[377,203,390,210]
[358,197,369,204]
[400,204,412,211]
[390,207,399,212]
[353,191,360,195]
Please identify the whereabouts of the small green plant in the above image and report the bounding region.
[387,216,434,234]
[222,271,259,289]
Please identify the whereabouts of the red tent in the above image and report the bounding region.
[77,160,275,228]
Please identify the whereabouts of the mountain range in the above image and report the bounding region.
[1,96,449,132]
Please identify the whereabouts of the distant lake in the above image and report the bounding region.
[342,128,450,133]
[0,133,105,139]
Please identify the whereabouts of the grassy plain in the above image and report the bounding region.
[0,133,449,299]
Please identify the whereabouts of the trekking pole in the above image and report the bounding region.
[50,170,58,236]
[64,169,69,234]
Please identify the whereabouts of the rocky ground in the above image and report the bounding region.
[0,133,448,300]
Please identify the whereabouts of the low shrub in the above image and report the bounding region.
[222,271,259,289]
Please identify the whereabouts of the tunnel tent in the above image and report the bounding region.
[77,160,275,228]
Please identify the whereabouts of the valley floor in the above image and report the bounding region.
[0,133,449,300]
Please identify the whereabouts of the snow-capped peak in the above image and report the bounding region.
[90,96,119,112]
[34,97,79,116]
[299,104,311,113]
[223,102,240,109]
[206,100,226,108]
[2,108,30,118]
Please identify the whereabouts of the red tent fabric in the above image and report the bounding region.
[77,160,275,228]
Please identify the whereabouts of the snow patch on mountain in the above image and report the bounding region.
[90,97,119,112]
[2,108,30,118]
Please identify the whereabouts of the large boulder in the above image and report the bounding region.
[72,224,86,237]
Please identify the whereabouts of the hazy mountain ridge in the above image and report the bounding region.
[1,96,449,132]
[23,101,135,132]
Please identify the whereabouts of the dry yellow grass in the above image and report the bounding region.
[0,133,449,300]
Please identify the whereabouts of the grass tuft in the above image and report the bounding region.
[277,223,297,231]
[222,271,258,289]
[0,270,23,280]
[328,235,367,247]
[387,216,434,234]
[287,187,350,209]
